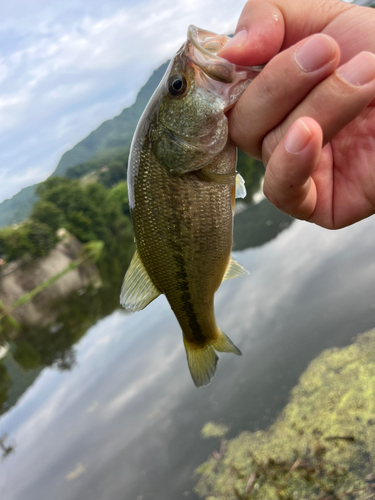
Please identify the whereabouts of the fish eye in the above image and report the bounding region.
[168,74,187,97]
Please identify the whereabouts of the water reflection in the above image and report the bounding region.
[0,263,125,415]
[0,433,15,458]
[0,205,375,500]
[233,198,294,250]
[0,199,289,416]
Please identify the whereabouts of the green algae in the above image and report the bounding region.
[201,422,230,440]
[195,329,375,500]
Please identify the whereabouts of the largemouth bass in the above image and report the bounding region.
[120,26,261,387]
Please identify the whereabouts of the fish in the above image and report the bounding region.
[120,25,262,387]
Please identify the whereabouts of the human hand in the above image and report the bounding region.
[220,0,375,229]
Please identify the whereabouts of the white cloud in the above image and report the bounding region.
[0,61,9,84]
[0,0,245,203]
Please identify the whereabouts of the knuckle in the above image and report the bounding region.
[322,0,354,19]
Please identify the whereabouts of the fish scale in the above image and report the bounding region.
[133,143,235,344]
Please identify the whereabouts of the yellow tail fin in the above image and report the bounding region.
[183,331,241,387]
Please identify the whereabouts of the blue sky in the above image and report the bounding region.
[0,0,247,203]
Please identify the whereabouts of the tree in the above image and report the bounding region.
[65,148,129,187]
[0,221,54,261]
[0,361,10,408]
[31,200,66,233]
[13,342,41,370]
[27,221,55,257]
[98,161,126,187]
[106,181,129,216]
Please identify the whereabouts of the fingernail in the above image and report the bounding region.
[222,30,248,50]
[294,35,335,72]
[337,52,375,86]
[285,119,312,154]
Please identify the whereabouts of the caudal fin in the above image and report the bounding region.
[184,331,241,387]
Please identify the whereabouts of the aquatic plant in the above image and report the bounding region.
[195,329,375,499]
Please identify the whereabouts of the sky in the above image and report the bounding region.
[0,0,249,203]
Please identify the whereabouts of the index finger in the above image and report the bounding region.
[219,0,351,66]
[218,0,285,66]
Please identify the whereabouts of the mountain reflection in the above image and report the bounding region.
[0,267,125,415]
[0,433,15,458]
[0,200,293,417]
[233,198,294,250]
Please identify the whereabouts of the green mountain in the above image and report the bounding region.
[0,61,169,228]
[0,185,39,228]
[52,61,169,177]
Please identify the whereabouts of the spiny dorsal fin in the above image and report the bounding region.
[120,249,161,311]
[222,255,249,282]
[235,173,247,199]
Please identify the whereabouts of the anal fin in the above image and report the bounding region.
[120,249,161,311]
[222,255,249,282]
[213,331,242,355]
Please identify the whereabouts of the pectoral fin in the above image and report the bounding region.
[196,170,236,185]
[195,171,246,198]
[222,255,249,282]
[120,249,161,311]
[235,173,247,199]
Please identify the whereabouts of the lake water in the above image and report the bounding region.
[1,200,375,500]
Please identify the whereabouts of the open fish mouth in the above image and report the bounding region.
[186,25,263,109]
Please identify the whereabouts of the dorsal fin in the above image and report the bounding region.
[120,249,161,311]
[222,255,249,282]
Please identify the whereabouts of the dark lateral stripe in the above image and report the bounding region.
[169,239,206,345]
[168,184,206,346]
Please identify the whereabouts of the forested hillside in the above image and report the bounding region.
[0,185,38,228]
[0,57,265,229]
[0,62,169,227]
[52,61,169,177]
